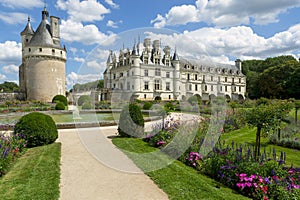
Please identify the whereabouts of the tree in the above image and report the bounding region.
[0,81,19,92]
[77,95,91,106]
[243,100,292,160]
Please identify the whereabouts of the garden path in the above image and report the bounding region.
[57,125,169,200]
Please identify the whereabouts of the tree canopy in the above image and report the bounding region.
[242,55,300,99]
[0,81,19,92]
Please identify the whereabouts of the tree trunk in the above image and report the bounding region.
[254,126,261,161]
[278,128,281,140]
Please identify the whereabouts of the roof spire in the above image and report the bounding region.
[44,0,47,10]
[42,0,49,20]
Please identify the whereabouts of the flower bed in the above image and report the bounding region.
[0,132,26,176]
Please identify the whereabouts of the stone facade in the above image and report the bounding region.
[19,7,66,102]
[102,38,246,101]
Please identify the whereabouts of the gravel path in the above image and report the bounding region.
[57,126,168,200]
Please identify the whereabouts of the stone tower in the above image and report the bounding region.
[19,6,66,102]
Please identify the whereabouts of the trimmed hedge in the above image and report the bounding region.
[14,112,58,147]
[55,102,65,110]
[118,103,144,138]
[52,95,67,106]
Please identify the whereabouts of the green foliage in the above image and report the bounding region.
[187,95,201,105]
[97,80,104,89]
[142,101,153,110]
[14,112,58,147]
[243,56,300,99]
[55,102,65,110]
[77,95,91,106]
[52,95,67,106]
[0,81,19,92]
[118,103,144,137]
[73,80,99,91]
[82,102,92,110]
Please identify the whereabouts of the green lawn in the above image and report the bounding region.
[220,126,300,167]
[0,143,61,200]
[112,138,249,200]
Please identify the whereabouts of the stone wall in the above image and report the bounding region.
[0,93,18,102]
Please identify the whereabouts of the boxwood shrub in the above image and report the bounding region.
[55,102,65,110]
[14,112,58,147]
[118,103,144,137]
[52,94,68,106]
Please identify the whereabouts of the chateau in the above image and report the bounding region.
[19,6,66,102]
[103,38,246,101]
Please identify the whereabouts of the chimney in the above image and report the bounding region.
[50,16,60,44]
[235,59,242,71]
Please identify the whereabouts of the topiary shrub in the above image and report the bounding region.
[52,95,68,106]
[82,102,92,110]
[118,103,144,137]
[14,112,58,147]
[78,95,91,106]
[55,102,65,110]
[143,101,153,110]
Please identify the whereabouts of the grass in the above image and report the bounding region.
[112,138,249,200]
[0,143,61,200]
[220,126,300,167]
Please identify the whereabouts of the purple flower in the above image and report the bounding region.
[156,141,166,146]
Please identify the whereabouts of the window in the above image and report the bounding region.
[155,68,161,76]
[132,71,134,76]
[195,74,198,80]
[166,82,170,91]
[205,85,207,91]
[211,85,213,91]
[144,58,148,64]
[195,84,198,91]
[39,48,42,52]
[239,78,241,83]
[28,48,31,52]
[169,95,171,100]
[203,75,206,81]
[166,72,170,78]
[189,84,192,91]
[120,73,123,77]
[154,80,160,90]
[218,76,220,82]
[166,60,170,66]
[225,86,228,92]
[52,49,55,53]
[144,69,148,77]
[127,82,130,90]
[211,76,213,81]
[187,74,190,80]
[113,84,116,89]
[144,94,147,99]
[232,78,235,83]
[154,58,160,65]
[220,86,222,92]
[225,77,227,82]
[26,39,28,42]
[239,86,241,92]
[144,81,149,90]
[113,74,116,79]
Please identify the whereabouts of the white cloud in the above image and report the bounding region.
[56,0,110,23]
[0,74,7,80]
[107,20,119,28]
[66,72,101,89]
[2,64,19,74]
[145,23,300,64]
[151,0,300,27]
[0,0,43,9]
[0,12,29,24]
[74,57,85,63]
[105,0,119,9]
[60,19,116,45]
[0,41,22,65]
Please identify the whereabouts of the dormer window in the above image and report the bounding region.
[28,48,31,52]
[39,48,42,52]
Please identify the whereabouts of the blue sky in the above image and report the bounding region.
[1,0,300,89]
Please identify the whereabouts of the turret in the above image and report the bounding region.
[20,17,34,50]
[172,49,180,99]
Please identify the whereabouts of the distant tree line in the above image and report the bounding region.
[71,80,103,92]
[0,81,19,92]
[242,55,300,99]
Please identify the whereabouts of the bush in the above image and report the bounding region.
[78,95,91,106]
[55,102,65,110]
[14,112,58,147]
[143,101,153,110]
[82,102,92,110]
[118,103,144,137]
[52,95,67,106]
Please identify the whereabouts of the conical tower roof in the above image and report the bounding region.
[21,17,34,35]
